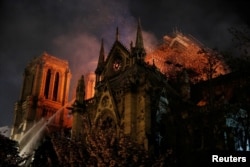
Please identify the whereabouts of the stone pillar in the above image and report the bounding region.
[136,93,146,145]
[86,72,96,99]
[124,91,137,140]
[32,64,39,96]
[71,111,83,141]
[48,70,56,100]
[63,69,71,104]
[58,72,64,103]
[61,70,71,127]
[40,66,48,98]
[143,91,151,150]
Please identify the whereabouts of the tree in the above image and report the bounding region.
[229,26,250,57]
[32,136,59,167]
[225,107,250,151]
[228,25,250,72]
[33,112,178,167]
[0,134,24,166]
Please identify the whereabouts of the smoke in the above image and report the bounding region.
[53,33,99,75]
[52,26,158,100]
[0,0,248,126]
[51,0,158,98]
[129,0,245,51]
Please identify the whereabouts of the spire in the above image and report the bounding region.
[135,18,144,49]
[76,75,85,104]
[99,38,105,64]
[95,39,105,74]
[116,27,119,41]
[131,18,146,62]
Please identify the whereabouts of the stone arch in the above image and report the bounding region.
[52,72,59,101]
[95,109,117,130]
[44,69,51,99]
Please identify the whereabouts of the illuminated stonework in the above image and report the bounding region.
[10,52,71,142]
[10,22,250,164]
[70,22,179,151]
[85,72,96,99]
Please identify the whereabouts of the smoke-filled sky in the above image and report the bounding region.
[0,0,249,126]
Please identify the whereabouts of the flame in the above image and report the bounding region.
[145,32,229,83]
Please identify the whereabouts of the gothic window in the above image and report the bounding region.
[155,89,169,149]
[96,110,116,131]
[53,72,59,101]
[101,96,109,107]
[44,69,51,99]
[100,116,116,130]
[156,92,169,123]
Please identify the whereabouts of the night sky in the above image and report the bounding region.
[0,0,249,126]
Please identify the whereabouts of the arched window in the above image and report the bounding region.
[53,72,59,101]
[44,69,51,99]
[96,110,117,130]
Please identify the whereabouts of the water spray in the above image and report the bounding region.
[18,98,75,158]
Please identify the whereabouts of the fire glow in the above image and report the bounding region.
[145,31,229,83]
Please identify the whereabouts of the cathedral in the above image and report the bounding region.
[10,21,185,153]
[9,20,250,166]
[69,22,183,150]
[10,53,72,150]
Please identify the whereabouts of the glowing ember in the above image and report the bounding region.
[145,31,230,83]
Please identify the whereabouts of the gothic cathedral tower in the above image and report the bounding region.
[11,52,71,141]
[71,20,176,151]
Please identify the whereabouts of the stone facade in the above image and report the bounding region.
[70,22,182,150]
[10,52,71,141]
[11,22,186,152]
